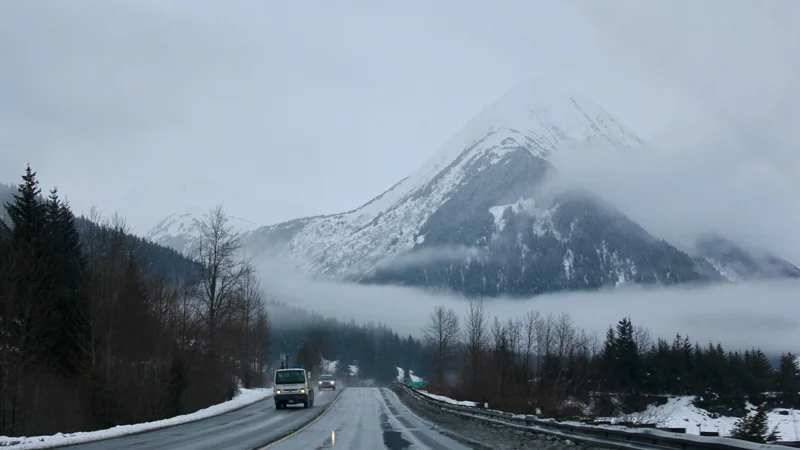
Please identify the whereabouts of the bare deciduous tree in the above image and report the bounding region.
[423,305,460,389]
[463,297,487,394]
[195,205,250,360]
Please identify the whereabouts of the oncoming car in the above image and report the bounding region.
[273,367,315,409]
[318,374,336,390]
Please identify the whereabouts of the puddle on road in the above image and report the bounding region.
[380,411,411,450]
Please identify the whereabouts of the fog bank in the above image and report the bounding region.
[256,258,800,355]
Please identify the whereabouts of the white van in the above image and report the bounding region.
[274,367,315,409]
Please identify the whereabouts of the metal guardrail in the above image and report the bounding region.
[393,383,785,450]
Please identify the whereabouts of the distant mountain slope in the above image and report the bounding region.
[1,182,198,281]
[145,81,800,297]
[690,234,800,282]
[146,212,260,256]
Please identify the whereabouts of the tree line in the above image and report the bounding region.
[0,167,270,437]
[419,300,800,419]
[267,303,423,383]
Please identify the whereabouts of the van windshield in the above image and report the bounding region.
[275,370,306,384]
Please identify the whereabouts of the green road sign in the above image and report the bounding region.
[407,381,428,388]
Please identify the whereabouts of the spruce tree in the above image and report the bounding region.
[600,326,616,390]
[776,353,799,407]
[614,317,640,395]
[730,405,769,443]
[5,165,45,241]
[766,425,781,443]
[42,191,90,375]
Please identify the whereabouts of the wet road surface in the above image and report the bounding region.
[263,387,470,450]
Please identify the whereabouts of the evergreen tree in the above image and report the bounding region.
[766,425,781,443]
[5,165,45,242]
[42,189,90,375]
[600,326,616,390]
[614,317,640,394]
[729,405,769,443]
[776,353,799,407]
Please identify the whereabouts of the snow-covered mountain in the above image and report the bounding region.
[148,81,800,297]
[146,212,259,256]
[232,82,687,295]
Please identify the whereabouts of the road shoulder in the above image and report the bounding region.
[389,385,611,450]
[1,388,274,450]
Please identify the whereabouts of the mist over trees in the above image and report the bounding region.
[418,300,800,420]
[0,167,270,437]
[268,302,423,383]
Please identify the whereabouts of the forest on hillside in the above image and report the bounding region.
[0,167,270,437]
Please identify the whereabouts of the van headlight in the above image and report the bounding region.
[331,380,335,384]
[276,389,281,394]
[319,381,322,385]
[300,388,305,394]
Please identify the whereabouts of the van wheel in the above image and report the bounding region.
[303,401,308,408]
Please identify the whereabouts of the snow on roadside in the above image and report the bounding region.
[0,387,274,449]
[598,396,800,441]
[417,390,478,407]
[413,390,800,441]
[395,368,424,383]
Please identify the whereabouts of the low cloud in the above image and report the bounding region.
[548,118,800,264]
[255,257,800,355]
[372,245,483,271]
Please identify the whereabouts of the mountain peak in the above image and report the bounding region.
[428,79,644,168]
[342,80,646,225]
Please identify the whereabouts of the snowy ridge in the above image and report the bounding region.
[243,80,645,280]
[146,212,259,256]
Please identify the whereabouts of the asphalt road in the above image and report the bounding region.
[262,387,471,450]
[62,387,343,450]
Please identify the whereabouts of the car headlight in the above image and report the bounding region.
[331,380,335,384]
[300,388,305,394]
[319,381,322,384]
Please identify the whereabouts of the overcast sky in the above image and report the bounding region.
[1,1,798,260]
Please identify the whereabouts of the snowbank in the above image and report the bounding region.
[598,396,800,441]
[395,367,424,383]
[417,390,478,407]
[414,390,800,441]
[0,387,273,449]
